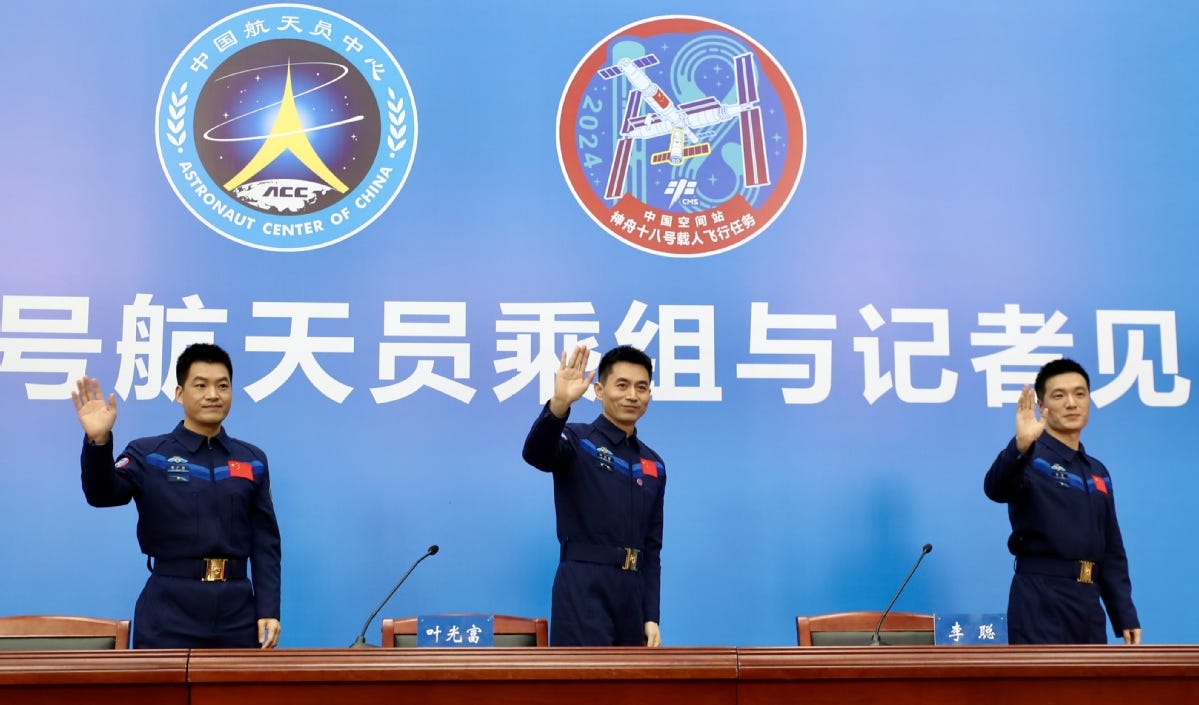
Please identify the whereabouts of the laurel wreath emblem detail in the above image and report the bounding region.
[387,88,408,157]
[166,82,189,152]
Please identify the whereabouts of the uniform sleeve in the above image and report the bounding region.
[521,402,573,473]
[81,436,140,507]
[250,458,283,621]
[1098,483,1139,635]
[983,437,1031,503]
[642,464,665,625]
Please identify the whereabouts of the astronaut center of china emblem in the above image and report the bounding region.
[558,15,805,258]
[155,4,417,252]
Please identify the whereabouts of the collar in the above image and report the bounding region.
[590,413,637,448]
[1038,431,1088,465]
[169,421,229,453]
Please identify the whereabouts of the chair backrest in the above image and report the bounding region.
[796,611,935,646]
[382,614,548,648]
[0,615,131,651]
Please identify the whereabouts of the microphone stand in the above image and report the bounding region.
[350,545,439,648]
[870,543,932,646]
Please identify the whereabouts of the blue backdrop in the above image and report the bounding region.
[2,0,1195,647]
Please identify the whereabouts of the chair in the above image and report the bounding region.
[382,614,548,647]
[0,615,131,650]
[796,611,934,646]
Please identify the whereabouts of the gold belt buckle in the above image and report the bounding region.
[203,558,228,582]
[1077,560,1095,584]
[622,548,640,572]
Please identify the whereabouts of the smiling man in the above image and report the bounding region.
[984,358,1140,644]
[522,344,666,646]
[73,343,282,649]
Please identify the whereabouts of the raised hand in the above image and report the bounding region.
[1015,384,1044,453]
[549,344,596,417]
[72,376,118,444]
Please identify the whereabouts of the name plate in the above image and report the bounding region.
[935,613,1008,645]
[416,614,495,647]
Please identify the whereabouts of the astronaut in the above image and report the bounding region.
[984,358,1140,644]
[522,344,666,647]
[74,343,281,648]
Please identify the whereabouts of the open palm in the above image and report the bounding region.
[72,376,117,442]
[1015,385,1044,453]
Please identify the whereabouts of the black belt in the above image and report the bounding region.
[561,541,642,572]
[152,557,247,582]
[1016,556,1098,584]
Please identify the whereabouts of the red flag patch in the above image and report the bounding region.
[1092,475,1108,494]
[640,459,658,478]
[228,460,254,481]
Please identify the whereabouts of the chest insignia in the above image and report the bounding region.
[164,455,191,481]
[1050,463,1069,487]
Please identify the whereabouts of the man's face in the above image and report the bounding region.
[1039,371,1090,437]
[594,361,651,432]
[175,361,232,434]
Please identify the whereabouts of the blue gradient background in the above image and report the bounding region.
[1,1,1195,647]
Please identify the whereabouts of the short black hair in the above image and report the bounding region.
[1034,358,1089,402]
[176,343,233,386]
[597,345,653,383]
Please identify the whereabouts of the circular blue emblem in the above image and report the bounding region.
[156,4,417,251]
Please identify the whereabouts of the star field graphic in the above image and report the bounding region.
[193,39,381,215]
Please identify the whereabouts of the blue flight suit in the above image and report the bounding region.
[81,422,282,648]
[522,403,666,646]
[984,434,1138,644]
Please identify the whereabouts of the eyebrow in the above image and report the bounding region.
[612,376,650,385]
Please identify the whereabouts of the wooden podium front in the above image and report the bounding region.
[3,645,1198,704]
[737,645,1199,704]
[0,649,188,705]
[187,647,737,705]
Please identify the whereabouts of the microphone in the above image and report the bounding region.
[349,544,439,648]
[869,543,932,646]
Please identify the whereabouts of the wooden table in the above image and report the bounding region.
[3,645,1198,704]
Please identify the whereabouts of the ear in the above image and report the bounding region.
[593,381,603,396]
[175,386,183,404]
